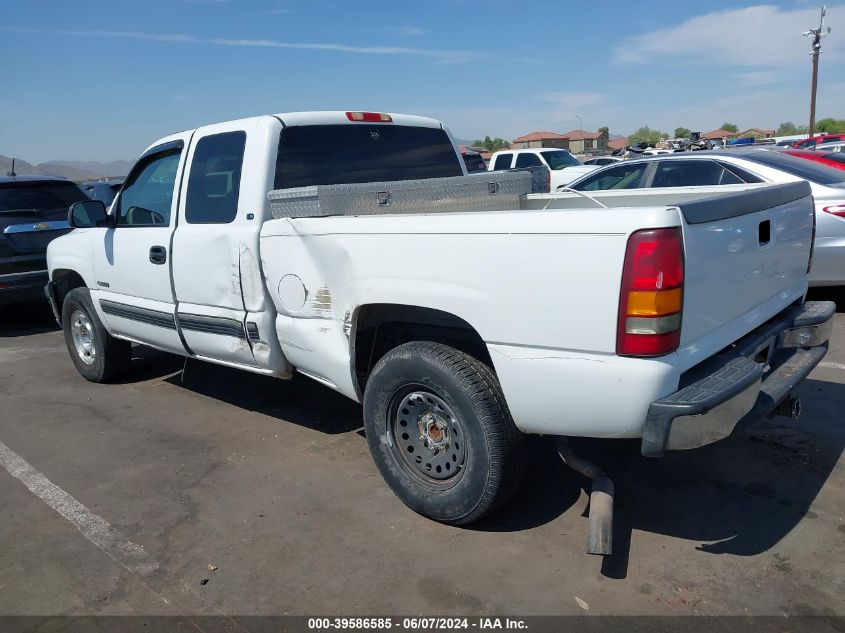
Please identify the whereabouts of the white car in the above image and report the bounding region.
[488,148,597,190]
[566,149,845,287]
[45,111,832,539]
[584,156,622,166]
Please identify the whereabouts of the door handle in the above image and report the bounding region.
[149,245,167,265]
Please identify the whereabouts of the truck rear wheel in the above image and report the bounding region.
[363,341,523,525]
[61,288,130,383]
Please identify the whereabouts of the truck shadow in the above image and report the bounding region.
[163,357,363,434]
[481,376,845,580]
[0,300,60,337]
[141,350,843,581]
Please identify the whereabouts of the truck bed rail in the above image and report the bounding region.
[268,171,534,219]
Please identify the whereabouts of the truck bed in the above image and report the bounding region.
[259,180,814,437]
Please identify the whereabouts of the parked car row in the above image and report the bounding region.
[564,148,845,287]
[0,175,90,306]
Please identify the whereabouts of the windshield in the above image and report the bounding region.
[275,124,463,188]
[743,151,845,185]
[0,181,89,213]
[540,150,580,170]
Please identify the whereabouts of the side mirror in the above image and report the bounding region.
[69,200,110,228]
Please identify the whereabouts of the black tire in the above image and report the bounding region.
[61,287,131,382]
[363,341,524,525]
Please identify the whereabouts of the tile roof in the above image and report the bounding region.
[560,129,602,140]
[511,131,570,143]
[703,128,740,139]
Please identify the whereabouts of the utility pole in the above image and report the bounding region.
[575,114,583,155]
[803,5,831,136]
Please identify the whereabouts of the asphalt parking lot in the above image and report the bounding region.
[0,295,843,618]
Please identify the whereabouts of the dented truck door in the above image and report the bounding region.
[170,118,286,371]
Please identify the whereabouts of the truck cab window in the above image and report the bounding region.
[492,154,513,170]
[186,131,246,224]
[515,153,543,168]
[274,125,462,189]
[117,149,181,226]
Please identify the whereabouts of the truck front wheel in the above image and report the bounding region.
[363,341,523,525]
[61,288,130,383]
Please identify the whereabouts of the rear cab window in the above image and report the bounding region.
[274,124,463,189]
[186,131,246,224]
[515,153,543,168]
[492,154,513,171]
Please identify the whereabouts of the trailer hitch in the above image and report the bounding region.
[555,437,614,556]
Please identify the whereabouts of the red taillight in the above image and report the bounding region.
[617,228,684,357]
[822,204,845,218]
[345,111,393,123]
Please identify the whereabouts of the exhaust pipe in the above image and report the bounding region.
[773,396,801,420]
[555,438,614,556]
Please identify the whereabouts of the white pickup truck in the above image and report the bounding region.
[46,111,833,549]
[488,148,597,190]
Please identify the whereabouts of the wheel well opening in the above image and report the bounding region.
[52,269,86,318]
[353,304,492,395]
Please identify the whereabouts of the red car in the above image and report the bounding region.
[791,134,845,149]
[784,148,845,171]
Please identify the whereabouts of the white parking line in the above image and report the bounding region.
[0,438,159,577]
[819,361,845,371]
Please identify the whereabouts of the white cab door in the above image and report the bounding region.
[171,118,284,370]
[91,137,189,354]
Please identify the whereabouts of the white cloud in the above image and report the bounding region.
[614,4,842,68]
[538,91,607,111]
[733,70,782,86]
[1,26,476,63]
[397,27,429,37]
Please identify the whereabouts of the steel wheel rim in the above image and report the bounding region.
[70,309,96,365]
[390,389,466,483]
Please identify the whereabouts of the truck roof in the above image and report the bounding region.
[491,148,573,156]
[144,111,446,156]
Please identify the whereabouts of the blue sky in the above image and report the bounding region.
[1,0,843,162]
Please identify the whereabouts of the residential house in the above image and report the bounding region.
[560,129,608,154]
[738,128,775,139]
[702,128,740,141]
[510,131,570,150]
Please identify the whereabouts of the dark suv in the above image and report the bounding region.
[0,175,89,306]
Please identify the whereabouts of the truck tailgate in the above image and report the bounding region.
[676,181,814,371]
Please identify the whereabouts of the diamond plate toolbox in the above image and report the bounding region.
[267,171,533,219]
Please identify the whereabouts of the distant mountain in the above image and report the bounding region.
[1,155,132,181]
[40,159,134,179]
[0,155,39,176]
